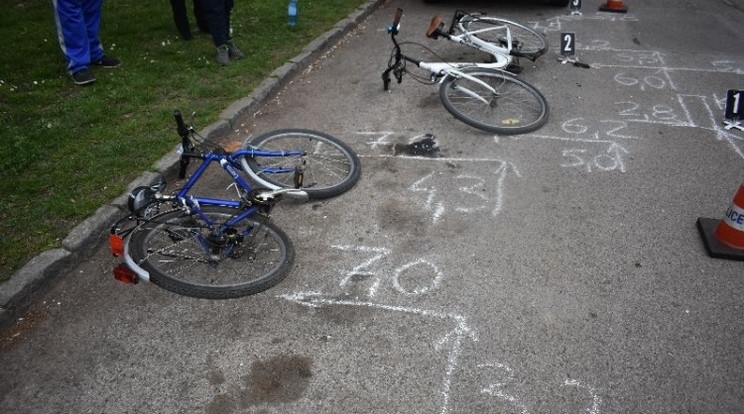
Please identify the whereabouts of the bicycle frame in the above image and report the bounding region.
[114,153,269,283]
[436,20,514,69]
[383,12,500,100]
[111,112,310,284]
[175,148,304,210]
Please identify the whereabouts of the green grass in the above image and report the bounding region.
[0,0,368,282]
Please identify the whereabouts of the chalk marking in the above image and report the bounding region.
[615,100,688,127]
[561,118,640,139]
[412,172,446,223]
[611,50,666,66]
[360,154,510,163]
[393,258,444,296]
[454,175,489,214]
[717,128,744,159]
[613,68,676,91]
[332,246,445,297]
[592,63,744,75]
[358,130,396,149]
[332,245,392,298]
[563,379,602,414]
[478,362,529,414]
[529,133,613,144]
[493,162,520,216]
[407,162,520,222]
[533,13,638,33]
[281,292,477,414]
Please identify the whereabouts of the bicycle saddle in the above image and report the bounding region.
[426,15,444,39]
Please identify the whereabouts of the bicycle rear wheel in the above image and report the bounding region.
[460,16,548,57]
[439,68,549,135]
[241,129,361,199]
[128,206,294,299]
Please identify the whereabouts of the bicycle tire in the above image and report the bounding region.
[460,16,548,57]
[128,206,294,299]
[240,129,361,199]
[439,67,549,135]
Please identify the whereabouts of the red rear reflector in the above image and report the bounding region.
[109,234,124,256]
[113,264,139,284]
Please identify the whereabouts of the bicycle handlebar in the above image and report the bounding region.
[382,9,405,91]
[392,8,402,31]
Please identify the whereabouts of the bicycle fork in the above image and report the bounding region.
[443,69,498,105]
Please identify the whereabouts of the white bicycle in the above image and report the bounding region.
[382,9,550,134]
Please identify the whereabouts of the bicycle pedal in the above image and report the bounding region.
[505,64,523,74]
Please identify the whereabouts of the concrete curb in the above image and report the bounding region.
[0,0,386,331]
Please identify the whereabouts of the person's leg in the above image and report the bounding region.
[53,0,91,75]
[224,0,233,37]
[200,0,231,64]
[81,0,104,62]
[201,0,228,46]
[170,0,192,39]
[193,0,210,33]
[223,0,242,59]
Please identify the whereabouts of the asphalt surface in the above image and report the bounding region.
[2,0,744,413]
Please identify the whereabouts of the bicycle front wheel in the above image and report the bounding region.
[460,16,548,57]
[241,129,361,199]
[439,68,549,135]
[128,206,294,299]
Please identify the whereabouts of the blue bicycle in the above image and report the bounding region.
[109,110,361,299]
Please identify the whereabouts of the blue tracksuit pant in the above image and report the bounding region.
[53,0,105,74]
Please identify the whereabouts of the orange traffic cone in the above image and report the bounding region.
[600,0,628,13]
[698,180,744,261]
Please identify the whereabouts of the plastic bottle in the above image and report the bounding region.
[288,0,298,27]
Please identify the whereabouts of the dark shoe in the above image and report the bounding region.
[93,55,121,68]
[72,69,96,86]
[227,41,244,60]
[216,44,230,66]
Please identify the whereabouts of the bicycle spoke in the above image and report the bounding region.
[129,207,294,298]
[241,130,361,199]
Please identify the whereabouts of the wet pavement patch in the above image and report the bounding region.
[205,355,313,413]
[239,355,312,406]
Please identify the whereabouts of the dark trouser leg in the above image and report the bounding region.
[224,0,234,36]
[193,0,210,33]
[170,0,192,39]
[200,0,229,46]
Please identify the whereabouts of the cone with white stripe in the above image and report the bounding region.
[715,182,744,249]
[698,180,744,261]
